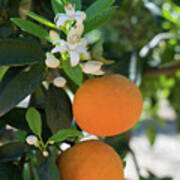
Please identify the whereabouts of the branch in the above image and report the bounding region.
[144,64,180,77]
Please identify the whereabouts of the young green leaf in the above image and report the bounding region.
[23,10,58,29]
[86,0,115,20]
[62,60,83,86]
[11,18,52,42]
[26,107,42,138]
[48,129,83,142]
[84,7,116,34]
[51,0,64,14]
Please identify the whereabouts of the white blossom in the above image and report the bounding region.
[26,135,39,146]
[53,76,66,88]
[45,53,60,68]
[51,25,89,67]
[81,61,105,75]
[55,3,86,27]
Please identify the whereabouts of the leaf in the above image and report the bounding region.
[84,7,116,34]
[38,157,60,180]
[26,107,42,138]
[0,39,45,66]
[0,142,29,162]
[146,124,156,145]
[0,108,30,132]
[45,85,72,133]
[48,128,83,142]
[23,10,57,29]
[105,134,130,159]
[11,18,52,42]
[0,64,45,117]
[51,0,64,14]
[86,0,114,20]
[0,162,22,180]
[62,60,83,86]
[0,67,7,81]
[69,0,81,10]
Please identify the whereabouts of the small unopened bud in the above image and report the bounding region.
[26,135,38,146]
[81,61,104,75]
[45,53,60,68]
[43,151,49,157]
[53,76,66,88]
[49,30,60,41]
[48,141,55,145]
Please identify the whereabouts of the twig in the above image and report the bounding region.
[144,64,180,77]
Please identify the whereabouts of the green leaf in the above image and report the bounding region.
[0,39,45,66]
[45,85,73,134]
[0,142,29,162]
[11,18,52,42]
[69,0,81,10]
[86,0,115,20]
[38,157,60,180]
[0,162,22,180]
[0,108,30,132]
[48,128,82,142]
[62,60,83,86]
[84,7,116,34]
[26,107,42,138]
[51,0,64,14]
[23,10,58,29]
[0,64,44,117]
[105,134,130,159]
[0,67,7,81]
[146,124,156,145]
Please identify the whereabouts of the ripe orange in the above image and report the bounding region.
[56,140,124,180]
[73,74,143,136]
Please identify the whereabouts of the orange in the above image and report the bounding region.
[56,140,124,180]
[73,74,143,136]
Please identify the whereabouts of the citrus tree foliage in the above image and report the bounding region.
[0,0,179,179]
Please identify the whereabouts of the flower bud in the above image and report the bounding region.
[53,76,66,88]
[45,53,60,68]
[43,151,49,157]
[48,141,55,145]
[81,61,104,75]
[26,135,38,146]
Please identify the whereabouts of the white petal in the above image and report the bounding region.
[56,14,70,27]
[75,11,86,20]
[69,51,80,67]
[76,45,87,54]
[53,76,66,88]
[81,61,103,74]
[77,46,90,59]
[75,16,83,25]
[51,46,67,53]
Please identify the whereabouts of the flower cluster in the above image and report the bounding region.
[45,3,104,88]
[26,135,54,157]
